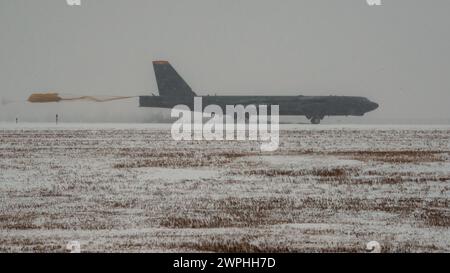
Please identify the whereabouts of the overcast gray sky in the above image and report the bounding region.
[0,0,449,123]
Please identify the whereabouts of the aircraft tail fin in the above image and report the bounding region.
[153,61,196,97]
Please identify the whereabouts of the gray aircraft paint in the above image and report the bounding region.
[140,61,379,124]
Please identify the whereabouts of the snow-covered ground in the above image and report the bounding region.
[0,124,449,252]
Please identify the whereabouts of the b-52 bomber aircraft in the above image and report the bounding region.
[139,61,379,124]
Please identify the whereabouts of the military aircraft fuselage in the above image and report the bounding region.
[139,61,379,124]
[139,95,379,119]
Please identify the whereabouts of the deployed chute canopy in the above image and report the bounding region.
[28,93,62,103]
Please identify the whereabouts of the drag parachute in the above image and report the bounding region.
[27,93,136,103]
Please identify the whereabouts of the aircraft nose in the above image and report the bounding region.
[367,101,379,111]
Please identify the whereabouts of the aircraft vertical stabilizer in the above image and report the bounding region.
[153,61,197,97]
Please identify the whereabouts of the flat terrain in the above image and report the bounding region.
[0,124,449,252]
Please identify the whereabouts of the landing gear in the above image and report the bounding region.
[309,116,323,124]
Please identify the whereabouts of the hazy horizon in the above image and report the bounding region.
[1,0,449,124]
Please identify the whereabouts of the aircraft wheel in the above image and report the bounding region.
[310,117,322,124]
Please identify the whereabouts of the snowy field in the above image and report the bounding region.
[0,123,449,252]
